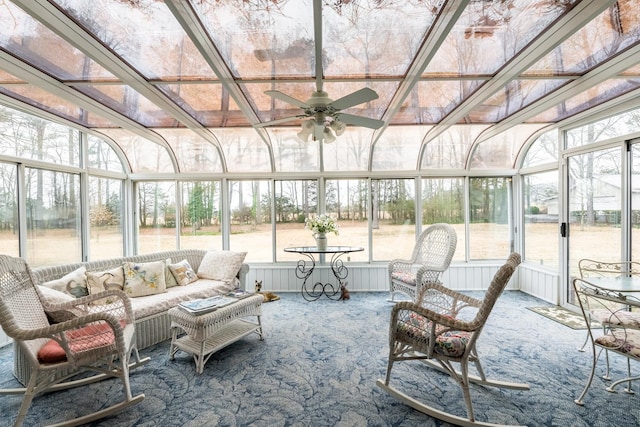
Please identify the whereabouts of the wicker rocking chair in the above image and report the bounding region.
[388,223,457,302]
[0,255,150,427]
[377,253,528,427]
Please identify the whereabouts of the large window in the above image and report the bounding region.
[0,163,18,257]
[523,171,559,269]
[327,179,368,262]
[371,179,411,262]
[136,181,177,254]
[229,180,271,262]
[469,177,512,260]
[179,181,221,250]
[26,168,81,266]
[422,178,465,261]
[88,176,123,260]
[277,180,316,262]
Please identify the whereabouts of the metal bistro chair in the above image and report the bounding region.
[388,223,457,302]
[573,277,640,405]
[0,255,150,427]
[576,259,640,353]
[378,253,529,427]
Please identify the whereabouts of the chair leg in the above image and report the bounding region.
[574,340,598,406]
[13,373,39,427]
[460,360,475,422]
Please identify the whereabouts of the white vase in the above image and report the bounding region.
[315,232,328,250]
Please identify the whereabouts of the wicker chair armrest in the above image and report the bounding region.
[43,290,134,324]
[417,281,482,309]
[388,259,414,273]
[8,310,124,342]
[392,300,478,332]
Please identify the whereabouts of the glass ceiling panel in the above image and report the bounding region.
[396,80,485,125]
[471,124,547,169]
[87,134,124,173]
[372,126,430,170]
[97,129,174,173]
[0,84,116,127]
[522,129,558,168]
[54,0,215,81]
[466,79,570,123]
[74,84,181,127]
[156,83,250,127]
[321,1,442,78]
[244,81,392,125]
[423,1,576,77]
[421,125,489,170]
[192,0,315,79]
[526,77,640,123]
[524,2,640,76]
[0,1,117,81]
[212,129,270,173]
[154,129,223,173]
[621,64,640,76]
[266,128,319,172]
[323,127,373,172]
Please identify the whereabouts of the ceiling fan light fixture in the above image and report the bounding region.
[330,119,346,136]
[297,119,316,141]
[323,126,336,144]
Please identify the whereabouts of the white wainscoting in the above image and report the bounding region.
[0,262,560,348]
[247,261,527,294]
[517,263,560,304]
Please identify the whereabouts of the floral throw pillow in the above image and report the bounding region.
[168,259,198,286]
[197,251,247,283]
[122,261,167,297]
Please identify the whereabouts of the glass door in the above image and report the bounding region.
[566,147,622,304]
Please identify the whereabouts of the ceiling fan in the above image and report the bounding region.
[254,0,384,143]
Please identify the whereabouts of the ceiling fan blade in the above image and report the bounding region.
[337,113,384,129]
[330,88,379,111]
[265,90,309,109]
[254,115,305,127]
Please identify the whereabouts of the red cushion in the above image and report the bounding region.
[37,321,120,364]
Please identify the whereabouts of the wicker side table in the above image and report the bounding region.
[168,294,264,374]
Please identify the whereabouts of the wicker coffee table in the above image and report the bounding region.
[168,294,264,374]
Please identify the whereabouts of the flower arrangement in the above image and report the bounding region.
[305,214,339,235]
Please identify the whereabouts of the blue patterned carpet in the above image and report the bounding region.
[1,291,640,426]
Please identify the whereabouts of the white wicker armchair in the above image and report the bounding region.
[388,223,457,302]
[378,253,528,427]
[0,255,149,427]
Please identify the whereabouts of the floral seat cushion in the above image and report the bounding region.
[596,329,640,358]
[396,312,471,358]
[592,309,640,329]
[391,272,416,286]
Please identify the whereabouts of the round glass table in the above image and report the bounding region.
[284,246,364,301]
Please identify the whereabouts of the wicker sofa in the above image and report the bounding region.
[13,249,249,385]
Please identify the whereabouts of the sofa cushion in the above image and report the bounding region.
[86,266,125,294]
[123,261,167,297]
[197,250,247,283]
[164,259,179,288]
[168,259,198,286]
[129,278,235,319]
[42,267,89,298]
